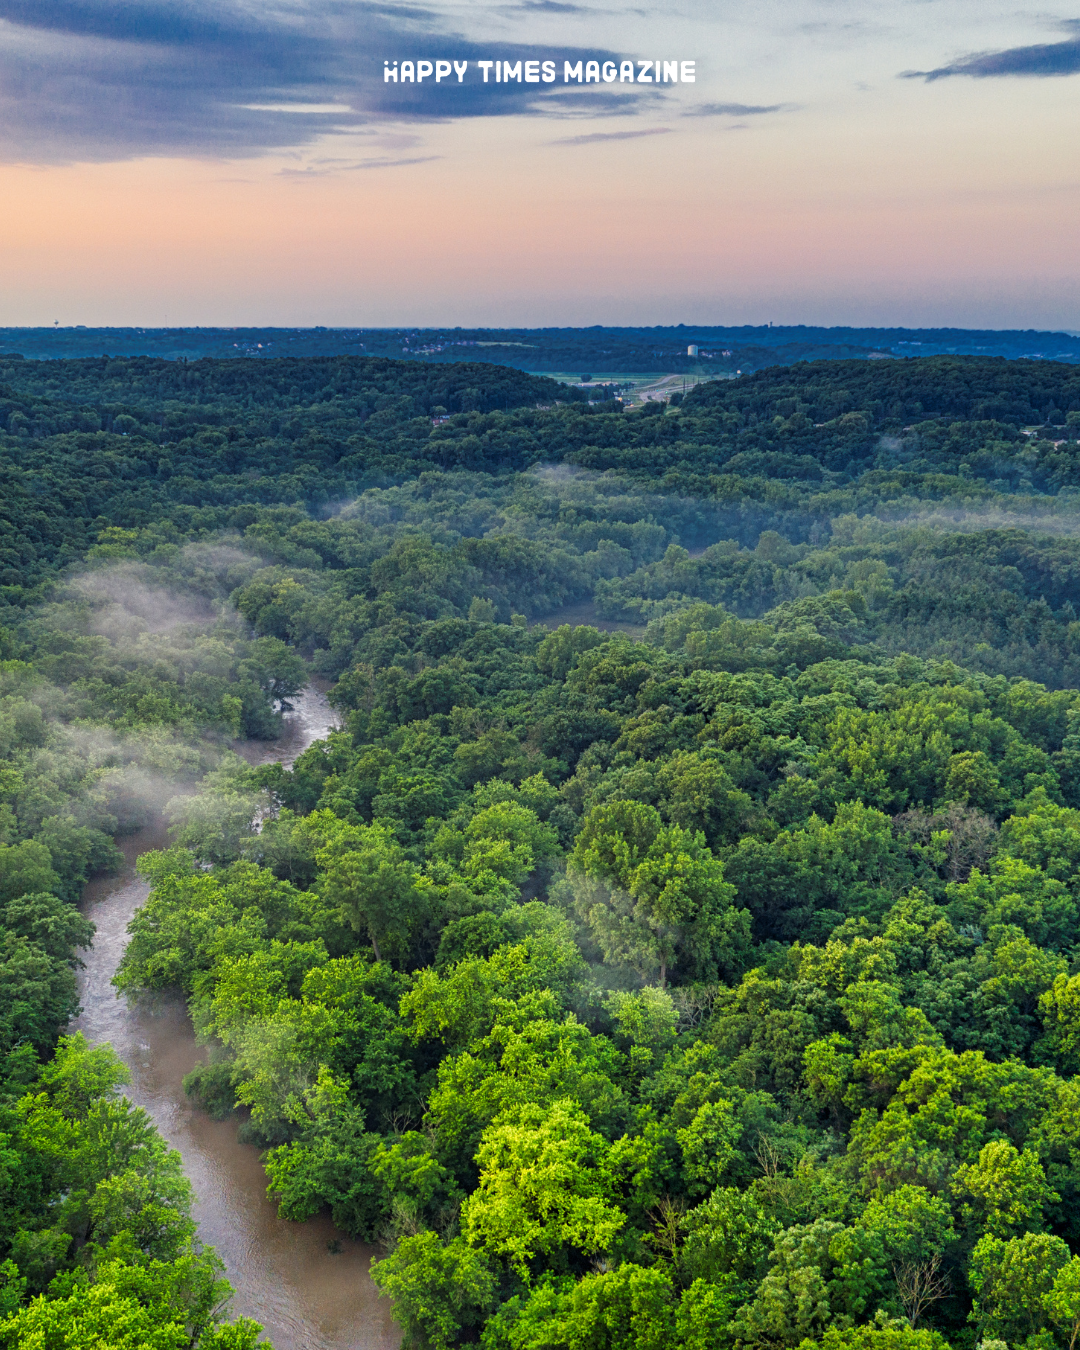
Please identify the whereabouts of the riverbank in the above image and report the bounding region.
[75,685,399,1350]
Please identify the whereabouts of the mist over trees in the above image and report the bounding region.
[5,351,1080,1347]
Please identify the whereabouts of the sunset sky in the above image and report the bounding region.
[2,0,1079,328]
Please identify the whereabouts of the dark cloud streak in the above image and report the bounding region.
[906,28,1080,81]
[519,1,589,11]
[683,101,789,116]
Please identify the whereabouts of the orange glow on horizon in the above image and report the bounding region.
[3,70,1079,328]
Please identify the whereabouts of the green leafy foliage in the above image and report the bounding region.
[0,1036,263,1344]
[11,351,1080,1348]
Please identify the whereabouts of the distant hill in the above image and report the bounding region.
[684,353,1080,425]
[0,352,587,414]
[3,323,1079,374]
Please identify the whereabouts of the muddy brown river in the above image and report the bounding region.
[75,685,400,1350]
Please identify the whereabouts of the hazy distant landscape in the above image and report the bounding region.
[5,322,1080,375]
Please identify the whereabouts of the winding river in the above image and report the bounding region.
[75,685,400,1350]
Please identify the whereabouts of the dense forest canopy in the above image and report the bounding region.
[4,351,1080,1348]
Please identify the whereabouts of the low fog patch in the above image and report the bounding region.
[879,505,1080,539]
[72,565,219,638]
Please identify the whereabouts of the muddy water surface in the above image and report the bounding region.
[75,685,399,1350]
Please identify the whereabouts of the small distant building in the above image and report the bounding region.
[687,344,698,356]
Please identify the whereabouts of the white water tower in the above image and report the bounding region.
[687,344,698,357]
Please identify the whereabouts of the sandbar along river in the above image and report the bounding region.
[75,684,400,1350]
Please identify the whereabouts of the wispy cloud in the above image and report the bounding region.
[0,0,638,163]
[550,125,671,145]
[905,25,1080,81]
[683,100,793,116]
[530,88,647,118]
[240,103,356,114]
[684,101,791,117]
[279,154,441,174]
[519,0,589,11]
